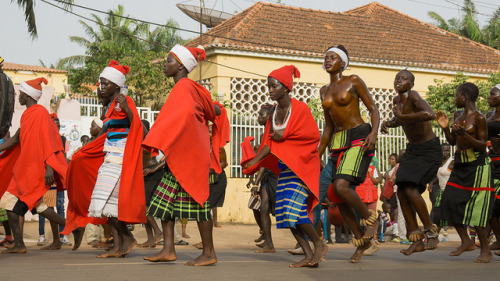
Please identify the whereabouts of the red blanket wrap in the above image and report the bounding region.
[0,105,67,209]
[142,78,215,206]
[210,101,230,173]
[242,98,320,220]
[62,96,145,235]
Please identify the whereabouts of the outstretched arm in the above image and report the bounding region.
[243,145,271,169]
[0,128,20,152]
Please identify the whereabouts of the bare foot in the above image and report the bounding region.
[193,242,203,249]
[309,241,328,266]
[494,251,500,256]
[474,251,493,263]
[118,238,137,257]
[214,223,222,228]
[254,234,265,243]
[350,242,372,263]
[449,241,475,256]
[144,250,177,262]
[137,240,155,247]
[96,250,121,258]
[255,246,276,253]
[489,241,500,250]
[400,241,425,255]
[2,245,27,254]
[72,227,85,251]
[182,233,190,239]
[289,257,313,268]
[185,254,217,266]
[425,236,439,250]
[41,243,61,250]
[256,241,265,248]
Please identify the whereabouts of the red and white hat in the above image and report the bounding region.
[170,44,206,73]
[19,77,48,101]
[99,60,130,88]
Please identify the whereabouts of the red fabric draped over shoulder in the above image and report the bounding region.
[142,78,215,206]
[5,105,67,209]
[62,96,145,235]
[210,101,230,174]
[242,98,320,220]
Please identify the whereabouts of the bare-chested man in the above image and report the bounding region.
[381,70,441,255]
[318,45,380,263]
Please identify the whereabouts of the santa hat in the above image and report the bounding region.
[240,136,256,166]
[92,117,103,129]
[169,44,206,73]
[268,65,300,92]
[19,77,48,101]
[99,60,130,88]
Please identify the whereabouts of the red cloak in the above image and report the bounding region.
[242,98,320,220]
[0,105,67,209]
[210,101,230,174]
[142,78,215,206]
[62,96,145,235]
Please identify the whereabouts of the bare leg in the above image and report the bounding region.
[138,216,162,247]
[289,227,316,267]
[298,223,328,266]
[2,211,26,254]
[450,224,475,256]
[185,220,217,266]
[181,221,190,238]
[113,218,136,257]
[97,219,121,258]
[41,216,61,250]
[336,203,369,263]
[474,226,493,263]
[39,208,65,226]
[489,217,500,250]
[212,208,221,228]
[253,209,264,242]
[255,185,275,253]
[397,186,426,255]
[144,220,177,262]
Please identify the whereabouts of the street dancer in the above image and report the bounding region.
[319,45,380,263]
[142,45,217,266]
[381,70,441,254]
[243,65,327,267]
[436,82,494,263]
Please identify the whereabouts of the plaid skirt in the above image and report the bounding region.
[275,161,311,229]
[147,170,211,222]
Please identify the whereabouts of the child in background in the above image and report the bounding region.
[378,202,398,242]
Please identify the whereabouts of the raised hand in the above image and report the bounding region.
[436,111,449,129]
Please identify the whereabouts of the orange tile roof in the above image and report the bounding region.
[186,1,500,74]
[1,62,67,74]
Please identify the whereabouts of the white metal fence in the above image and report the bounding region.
[229,77,449,177]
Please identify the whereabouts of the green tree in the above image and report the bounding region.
[428,0,500,49]
[12,0,73,38]
[66,5,184,108]
[426,72,500,120]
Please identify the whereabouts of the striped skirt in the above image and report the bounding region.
[441,149,494,227]
[147,170,211,222]
[275,161,311,229]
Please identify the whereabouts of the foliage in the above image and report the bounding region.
[428,0,500,50]
[13,0,74,39]
[426,72,500,121]
[65,5,185,107]
[307,97,323,120]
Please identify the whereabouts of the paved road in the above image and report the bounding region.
[1,223,500,280]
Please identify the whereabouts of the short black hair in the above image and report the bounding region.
[441,142,450,148]
[457,82,479,102]
[80,135,89,141]
[399,69,415,83]
[326,45,349,58]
